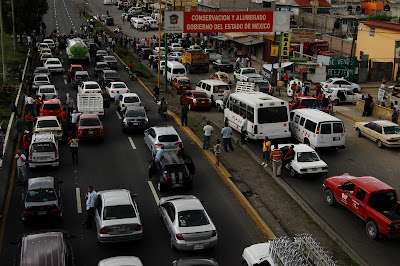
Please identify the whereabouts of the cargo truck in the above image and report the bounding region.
[66,38,90,65]
[181,49,209,74]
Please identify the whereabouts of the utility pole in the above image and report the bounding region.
[11,0,16,50]
[0,0,7,82]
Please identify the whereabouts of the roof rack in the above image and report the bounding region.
[235,82,256,93]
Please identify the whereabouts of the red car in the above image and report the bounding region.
[68,64,84,81]
[180,90,211,110]
[289,96,329,113]
[76,114,104,140]
[39,99,63,119]
[172,77,191,94]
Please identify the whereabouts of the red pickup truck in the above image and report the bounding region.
[289,96,329,113]
[323,174,400,239]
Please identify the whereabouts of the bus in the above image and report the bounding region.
[224,92,291,140]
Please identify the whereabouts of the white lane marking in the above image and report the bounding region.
[115,111,121,120]
[75,188,82,214]
[64,79,67,85]
[66,93,69,100]
[128,137,137,150]
[147,181,159,205]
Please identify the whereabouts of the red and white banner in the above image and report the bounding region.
[183,11,275,33]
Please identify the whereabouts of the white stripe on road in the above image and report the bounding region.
[64,79,67,85]
[75,188,82,214]
[128,137,136,150]
[115,111,121,120]
[147,181,159,205]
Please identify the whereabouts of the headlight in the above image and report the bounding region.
[123,119,127,124]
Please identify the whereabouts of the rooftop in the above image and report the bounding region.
[364,19,400,31]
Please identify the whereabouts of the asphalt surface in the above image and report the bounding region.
[0,2,264,265]
[72,2,400,265]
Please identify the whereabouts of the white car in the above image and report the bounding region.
[321,77,361,93]
[144,126,183,155]
[142,16,153,22]
[119,93,141,112]
[159,60,166,71]
[37,85,58,100]
[98,257,143,266]
[78,81,102,94]
[95,189,143,243]
[33,116,63,140]
[273,144,328,177]
[44,58,64,73]
[189,45,202,50]
[323,87,362,105]
[32,74,51,90]
[287,79,303,97]
[42,39,55,49]
[168,52,183,62]
[33,67,51,79]
[106,82,130,99]
[169,43,183,52]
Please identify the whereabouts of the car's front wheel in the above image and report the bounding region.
[366,220,379,239]
[324,189,336,206]
[376,139,383,149]
[356,128,362,137]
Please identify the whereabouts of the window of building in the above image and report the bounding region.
[370,27,375,37]
[263,1,272,8]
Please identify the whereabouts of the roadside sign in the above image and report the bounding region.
[291,28,316,42]
[290,57,307,62]
[271,45,279,57]
[280,32,291,63]
[164,11,184,33]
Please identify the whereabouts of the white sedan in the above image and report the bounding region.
[274,144,328,177]
[44,58,64,73]
[106,82,130,99]
[78,81,102,94]
[287,79,303,97]
[144,126,183,155]
[321,77,361,93]
[37,85,58,100]
[33,116,63,140]
[168,52,183,62]
[119,93,142,112]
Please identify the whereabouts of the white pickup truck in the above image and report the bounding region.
[234,68,263,82]
[204,48,222,62]
[77,93,104,117]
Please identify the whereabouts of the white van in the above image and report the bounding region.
[148,19,158,30]
[290,109,345,149]
[195,80,229,103]
[129,7,142,15]
[165,61,186,83]
[103,0,112,4]
[29,133,59,168]
[133,19,145,29]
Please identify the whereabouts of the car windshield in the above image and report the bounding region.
[158,134,178,142]
[297,152,320,162]
[384,126,400,134]
[258,107,288,124]
[193,93,208,98]
[105,72,119,78]
[42,54,51,58]
[221,60,231,65]
[86,84,100,89]
[32,142,56,152]
[165,164,185,173]
[80,118,100,126]
[242,68,256,74]
[76,75,88,80]
[178,210,210,227]
[98,51,108,55]
[97,64,109,69]
[124,96,139,103]
[47,61,59,65]
[219,74,228,79]
[72,67,82,71]
[114,83,127,88]
[302,99,319,107]
[40,88,55,93]
[103,205,136,220]
[37,120,59,128]
[35,69,49,74]
[173,68,185,74]
[42,104,61,111]
[26,188,57,202]
[257,82,270,89]
[126,109,145,117]
[36,76,48,82]
[178,80,190,85]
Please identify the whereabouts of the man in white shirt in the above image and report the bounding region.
[26,94,35,116]
[71,110,81,131]
[15,150,27,184]
[83,186,97,228]
[241,113,248,144]
[203,121,214,150]
[155,146,164,165]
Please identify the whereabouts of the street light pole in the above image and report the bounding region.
[158,0,162,89]
[11,0,16,50]
[0,0,7,82]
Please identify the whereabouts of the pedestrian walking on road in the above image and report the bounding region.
[261,137,271,167]
[69,135,79,164]
[83,185,97,229]
[181,103,189,126]
[362,94,373,117]
[15,150,28,185]
[22,131,31,159]
[71,110,80,132]
[15,115,24,142]
[240,113,248,144]
[24,112,34,132]
[66,96,74,118]
[26,94,35,116]
[270,144,283,177]
[35,95,41,116]
[221,122,234,152]
[235,57,240,70]
[203,121,213,150]
[214,139,221,166]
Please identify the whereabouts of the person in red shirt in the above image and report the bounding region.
[25,112,34,132]
[315,83,322,97]
[283,73,289,87]
[23,131,31,159]
[129,61,134,73]
[60,108,68,138]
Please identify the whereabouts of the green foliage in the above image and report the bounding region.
[366,14,394,22]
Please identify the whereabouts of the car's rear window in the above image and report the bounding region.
[37,120,59,128]
[165,164,185,173]
[42,104,61,111]
[221,60,231,65]
[26,188,57,202]
[124,96,139,103]
[72,67,82,71]
[178,80,190,85]
[103,205,136,220]
[39,88,55,93]
[213,85,228,93]
[178,210,209,227]
[126,109,145,117]
[384,126,400,134]
[193,93,208,98]
[76,75,88,80]
[114,83,127,89]
[35,69,49,74]
[297,152,320,162]
[80,118,100,126]
[105,72,119,78]
[158,134,178,142]
[32,142,56,152]
[85,84,100,90]
[47,61,59,65]
[36,76,48,82]
[333,122,343,133]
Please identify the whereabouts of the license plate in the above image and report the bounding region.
[38,211,46,215]
[118,227,126,233]
[133,122,138,125]
[88,130,93,134]
[38,156,49,160]
[333,137,340,141]
[312,168,318,171]
[201,101,205,103]
[193,243,204,250]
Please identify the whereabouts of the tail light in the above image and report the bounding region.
[145,118,148,123]
[175,142,182,145]
[34,131,39,134]
[78,129,82,134]
[29,151,33,159]
[176,234,184,240]
[85,91,89,93]
[111,90,114,93]
[211,230,217,237]
[98,90,102,93]
[100,128,104,133]
[126,89,130,93]
[54,95,57,98]
[104,78,107,82]
[283,123,287,127]
[136,224,142,231]
[185,174,190,179]
[99,228,107,234]
[316,127,320,134]
[155,143,163,146]
[50,208,61,214]
[54,149,58,158]
[23,210,34,216]
[325,85,328,88]
[57,130,62,134]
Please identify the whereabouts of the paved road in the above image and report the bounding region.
[0,2,264,265]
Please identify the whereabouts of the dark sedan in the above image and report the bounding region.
[121,106,149,132]
[95,50,109,62]
[87,42,100,57]
[139,48,153,60]
[101,55,118,70]
[94,62,110,77]
[22,176,63,222]
[213,59,234,72]
[98,70,120,87]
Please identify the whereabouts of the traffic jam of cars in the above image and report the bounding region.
[12,2,400,266]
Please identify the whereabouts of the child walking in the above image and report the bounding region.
[214,139,221,166]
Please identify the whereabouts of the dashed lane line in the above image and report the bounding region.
[76,188,82,214]
[128,137,136,150]
[115,111,121,120]
[147,181,159,205]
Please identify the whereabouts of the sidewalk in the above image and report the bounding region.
[334,105,376,123]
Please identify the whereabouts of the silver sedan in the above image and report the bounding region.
[95,189,143,243]
[159,195,218,251]
[144,126,183,155]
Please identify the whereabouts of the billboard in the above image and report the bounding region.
[164,11,184,33]
[280,32,291,62]
[291,28,316,42]
[183,11,289,33]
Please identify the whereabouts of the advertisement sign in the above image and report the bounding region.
[291,28,316,42]
[280,32,291,63]
[270,45,279,57]
[164,11,184,33]
[183,11,274,33]
[326,57,356,82]
[395,40,400,63]
[290,57,307,62]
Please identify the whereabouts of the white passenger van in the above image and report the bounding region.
[290,109,345,149]
[133,19,145,29]
[165,61,186,83]
[195,79,229,104]
[224,91,291,140]
[29,133,59,168]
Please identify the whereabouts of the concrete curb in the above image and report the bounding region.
[336,111,364,123]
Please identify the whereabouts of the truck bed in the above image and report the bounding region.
[381,204,400,221]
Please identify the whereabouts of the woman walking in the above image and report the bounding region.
[261,137,271,167]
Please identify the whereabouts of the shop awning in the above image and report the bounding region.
[224,32,249,40]
[234,36,264,46]
[211,35,228,41]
